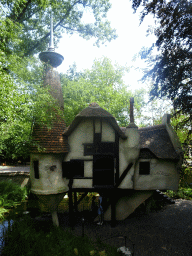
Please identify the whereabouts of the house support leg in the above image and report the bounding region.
[51,210,59,227]
[111,190,116,227]
[74,192,78,213]
[68,179,74,228]
[69,190,74,228]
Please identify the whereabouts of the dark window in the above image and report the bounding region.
[93,155,114,186]
[71,160,84,178]
[84,144,95,156]
[139,162,150,175]
[62,160,84,178]
[100,142,114,154]
[62,161,71,178]
[33,161,39,179]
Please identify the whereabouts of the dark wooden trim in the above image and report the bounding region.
[74,192,78,213]
[73,177,93,179]
[70,187,115,193]
[111,190,117,227]
[68,179,74,227]
[70,157,93,161]
[93,119,95,136]
[115,131,119,184]
[115,163,133,187]
[93,185,114,189]
[76,192,88,206]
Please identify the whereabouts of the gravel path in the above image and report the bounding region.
[58,199,192,256]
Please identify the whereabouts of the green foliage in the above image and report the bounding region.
[166,186,192,200]
[131,0,192,135]
[0,180,27,208]
[1,217,120,256]
[0,0,116,160]
[0,59,64,160]
[1,0,117,57]
[61,57,145,126]
[0,207,8,221]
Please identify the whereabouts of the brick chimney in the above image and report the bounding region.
[127,97,137,128]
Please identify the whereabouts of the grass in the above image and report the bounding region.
[1,217,121,256]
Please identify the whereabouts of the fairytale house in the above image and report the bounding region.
[61,101,182,223]
[30,98,182,226]
[30,15,182,226]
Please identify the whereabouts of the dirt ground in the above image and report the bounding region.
[57,199,192,256]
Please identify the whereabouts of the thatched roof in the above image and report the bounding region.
[138,124,179,160]
[63,103,127,139]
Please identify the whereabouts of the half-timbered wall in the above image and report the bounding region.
[63,119,117,188]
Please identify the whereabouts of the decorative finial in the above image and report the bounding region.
[39,10,64,68]
[48,12,55,52]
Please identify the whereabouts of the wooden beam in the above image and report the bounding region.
[76,192,88,206]
[115,163,133,188]
[68,179,74,228]
[111,190,117,227]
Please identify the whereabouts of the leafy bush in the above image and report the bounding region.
[0,180,27,208]
[1,217,120,256]
[0,207,8,221]
[166,186,192,200]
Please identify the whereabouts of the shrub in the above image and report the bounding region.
[166,186,192,200]
[0,180,27,208]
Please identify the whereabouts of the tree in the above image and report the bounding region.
[0,0,117,161]
[61,57,145,126]
[139,97,173,127]
[130,0,192,141]
[1,0,117,58]
[0,61,64,161]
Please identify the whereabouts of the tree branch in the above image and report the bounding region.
[24,0,81,56]
[16,0,32,22]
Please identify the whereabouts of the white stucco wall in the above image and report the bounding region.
[30,153,68,194]
[102,121,115,142]
[134,158,179,190]
[118,126,140,189]
[64,120,94,161]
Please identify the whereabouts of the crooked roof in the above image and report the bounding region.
[63,103,127,139]
[138,124,179,160]
[30,119,68,154]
